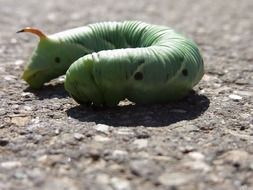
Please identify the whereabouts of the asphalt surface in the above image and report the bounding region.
[0,0,253,190]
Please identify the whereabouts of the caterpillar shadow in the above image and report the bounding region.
[66,91,210,127]
[24,83,68,99]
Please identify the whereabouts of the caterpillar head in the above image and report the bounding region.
[17,27,84,89]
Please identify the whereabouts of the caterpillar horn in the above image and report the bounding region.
[17,27,47,39]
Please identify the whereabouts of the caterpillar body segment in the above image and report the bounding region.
[19,21,204,106]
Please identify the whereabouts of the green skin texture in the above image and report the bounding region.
[23,21,204,107]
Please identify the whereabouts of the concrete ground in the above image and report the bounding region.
[0,0,252,189]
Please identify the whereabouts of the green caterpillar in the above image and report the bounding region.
[18,21,204,107]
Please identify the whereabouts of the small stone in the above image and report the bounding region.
[27,168,46,184]
[96,173,110,184]
[11,38,18,44]
[4,75,16,81]
[229,94,242,101]
[74,133,84,141]
[14,171,27,180]
[240,113,251,120]
[173,124,200,132]
[183,161,211,172]
[95,124,110,134]
[115,128,135,136]
[21,92,33,98]
[179,146,196,154]
[23,105,33,111]
[0,108,6,116]
[233,90,253,97]
[54,129,61,135]
[108,164,126,173]
[31,117,40,124]
[59,133,76,145]
[130,159,160,179]
[57,75,65,82]
[11,116,30,127]
[133,139,148,149]
[118,100,135,106]
[111,150,129,162]
[94,135,111,142]
[11,104,19,109]
[134,129,150,139]
[188,152,205,161]
[89,149,101,161]
[158,172,195,186]
[14,59,24,65]
[110,177,132,190]
[43,177,78,190]
[85,131,94,137]
[0,161,22,169]
[37,155,49,164]
[215,150,250,169]
[37,155,64,166]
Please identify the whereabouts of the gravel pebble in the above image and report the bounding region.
[0,161,22,169]
[111,150,129,163]
[110,177,132,190]
[43,178,78,190]
[188,152,205,161]
[94,135,111,142]
[96,173,110,184]
[95,124,110,134]
[11,116,30,127]
[73,133,84,140]
[183,160,211,172]
[130,159,160,179]
[229,94,243,101]
[132,139,148,149]
[214,150,251,169]
[21,92,33,98]
[115,128,135,136]
[158,172,196,186]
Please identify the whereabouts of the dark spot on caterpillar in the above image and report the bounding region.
[182,69,188,76]
[55,57,61,63]
[134,72,143,80]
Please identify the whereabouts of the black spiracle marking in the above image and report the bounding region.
[182,69,188,76]
[134,72,143,80]
[55,57,61,63]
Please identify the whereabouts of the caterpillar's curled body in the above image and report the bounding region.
[19,21,204,107]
